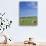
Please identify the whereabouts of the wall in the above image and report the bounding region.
[0,0,46,43]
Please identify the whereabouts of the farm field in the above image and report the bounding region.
[19,16,37,26]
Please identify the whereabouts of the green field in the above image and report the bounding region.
[19,16,37,26]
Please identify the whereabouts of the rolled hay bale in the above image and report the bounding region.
[32,20,37,25]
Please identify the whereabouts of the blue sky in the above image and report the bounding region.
[19,2,37,17]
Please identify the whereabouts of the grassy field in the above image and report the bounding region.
[19,16,37,26]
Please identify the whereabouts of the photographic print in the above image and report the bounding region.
[19,1,38,26]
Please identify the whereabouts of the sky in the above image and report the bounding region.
[20,2,37,17]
